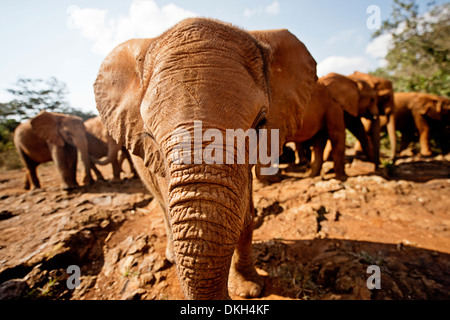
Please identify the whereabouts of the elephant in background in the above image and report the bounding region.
[320,73,380,165]
[85,116,137,181]
[94,18,317,299]
[285,80,347,180]
[13,111,93,190]
[349,71,396,161]
[393,92,450,156]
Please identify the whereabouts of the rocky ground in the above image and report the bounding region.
[0,153,449,300]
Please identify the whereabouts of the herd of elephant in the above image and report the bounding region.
[13,112,137,190]
[283,72,450,181]
[11,18,450,299]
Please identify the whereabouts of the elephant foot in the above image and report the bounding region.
[83,176,95,186]
[62,185,78,191]
[335,174,348,181]
[420,151,433,158]
[228,266,263,298]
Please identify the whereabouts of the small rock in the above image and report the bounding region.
[139,273,156,287]
[155,273,167,283]
[92,196,112,206]
[0,279,28,300]
[100,220,110,229]
[153,259,167,273]
[127,236,148,255]
[124,289,146,300]
[120,256,136,275]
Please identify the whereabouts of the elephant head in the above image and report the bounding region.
[320,73,378,119]
[349,72,397,160]
[30,111,93,185]
[350,71,395,116]
[94,18,317,299]
[413,93,450,121]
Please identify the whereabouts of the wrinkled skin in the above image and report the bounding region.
[349,71,396,161]
[394,92,450,157]
[286,80,347,180]
[94,18,317,299]
[13,111,93,190]
[320,73,380,165]
[85,116,137,181]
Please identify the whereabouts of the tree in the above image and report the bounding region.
[0,77,95,151]
[371,0,450,97]
[4,77,70,120]
[1,77,95,122]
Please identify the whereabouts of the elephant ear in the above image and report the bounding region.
[320,73,360,117]
[413,94,435,114]
[30,111,65,147]
[250,29,318,150]
[94,38,165,177]
[249,29,317,177]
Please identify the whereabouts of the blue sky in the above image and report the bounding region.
[0,0,445,113]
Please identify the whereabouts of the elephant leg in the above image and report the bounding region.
[326,111,347,180]
[91,162,105,181]
[120,148,138,178]
[346,115,374,162]
[228,195,262,298]
[386,114,397,160]
[353,118,372,156]
[66,145,78,187]
[369,117,381,166]
[310,131,327,177]
[414,115,432,157]
[18,149,40,189]
[399,130,412,153]
[49,144,78,190]
[295,142,310,166]
[111,158,122,182]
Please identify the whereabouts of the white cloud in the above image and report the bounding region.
[365,34,392,59]
[244,1,280,18]
[265,1,280,15]
[365,33,393,68]
[67,0,197,56]
[317,56,372,77]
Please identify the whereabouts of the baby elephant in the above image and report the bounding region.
[14,111,93,190]
[394,92,450,157]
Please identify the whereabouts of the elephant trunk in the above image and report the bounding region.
[92,141,120,166]
[167,163,249,300]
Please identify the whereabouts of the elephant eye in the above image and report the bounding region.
[142,131,156,141]
[253,110,268,130]
[255,117,267,130]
